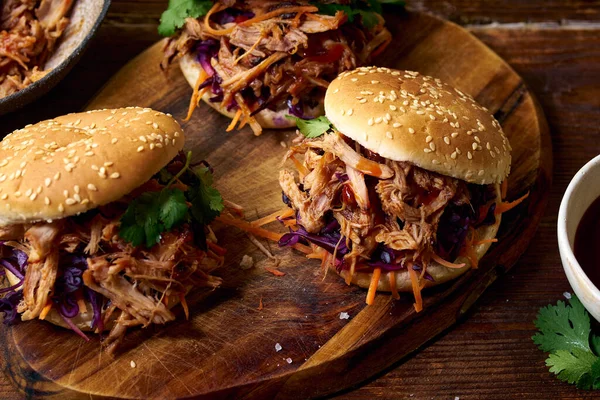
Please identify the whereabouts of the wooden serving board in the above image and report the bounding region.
[0,11,552,399]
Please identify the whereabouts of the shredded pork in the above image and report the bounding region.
[4,173,223,353]
[0,0,73,98]
[161,1,392,135]
[280,132,474,279]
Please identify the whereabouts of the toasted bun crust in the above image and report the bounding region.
[180,54,324,129]
[0,107,184,225]
[325,67,512,185]
[334,185,502,292]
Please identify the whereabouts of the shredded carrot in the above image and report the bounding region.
[495,191,530,215]
[431,253,466,269]
[370,35,392,58]
[179,294,189,320]
[76,291,87,314]
[184,68,209,122]
[162,296,169,306]
[257,296,264,310]
[238,114,249,129]
[265,267,286,276]
[283,219,297,228]
[39,301,52,320]
[501,179,508,199]
[226,109,243,132]
[473,238,498,246]
[366,267,381,305]
[216,214,312,254]
[389,271,400,300]
[203,3,235,36]
[238,6,318,27]
[290,155,310,178]
[207,241,227,256]
[251,208,295,227]
[461,229,479,269]
[408,266,423,312]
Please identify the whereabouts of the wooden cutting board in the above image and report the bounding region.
[0,11,552,400]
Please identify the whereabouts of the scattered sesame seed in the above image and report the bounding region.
[368,118,374,126]
[137,146,144,152]
[444,137,450,145]
[386,132,393,139]
[467,152,473,160]
[451,152,457,160]
[44,197,50,205]
[111,138,118,144]
[74,194,81,203]
[408,128,415,134]
[425,136,433,143]
[0,194,7,200]
[359,99,367,104]
[429,143,436,151]
[392,123,401,128]
[110,172,121,179]
[66,198,76,205]
[58,203,65,212]
[29,193,37,201]
[152,122,159,129]
[424,148,432,153]
[347,109,353,116]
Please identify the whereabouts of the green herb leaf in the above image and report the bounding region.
[547,348,597,386]
[158,0,212,37]
[187,166,224,225]
[119,152,224,248]
[315,0,404,29]
[158,189,189,230]
[286,115,332,138]
[533,296,592,353]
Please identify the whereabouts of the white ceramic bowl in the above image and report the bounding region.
[558,154,600,321]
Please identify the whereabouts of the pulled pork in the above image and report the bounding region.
[161,1,392,135]
[0,0,73,98]
[279,131,496,283]
[1,158,223,354]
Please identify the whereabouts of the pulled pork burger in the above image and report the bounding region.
[278,67,527,310]
[0,107,225,352]
[159,0,396,135]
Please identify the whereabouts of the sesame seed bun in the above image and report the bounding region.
[179,54,324,129]
[336,185,502,292]
[325,67,512,185]
[0,107,185,225]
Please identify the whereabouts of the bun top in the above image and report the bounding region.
[0,107,184,225]
[324,67,512,184]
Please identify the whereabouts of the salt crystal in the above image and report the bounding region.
[563,292,572,299]
[339,312,350,320]
[275,343,282,352]
[286,358,292,364]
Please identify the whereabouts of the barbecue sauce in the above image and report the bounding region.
[574,196,600,286]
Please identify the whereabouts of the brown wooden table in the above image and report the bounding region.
[1,1,599,398]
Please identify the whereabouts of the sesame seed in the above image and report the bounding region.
[429,143,436,151]
[174,132,180,138]
[155,143,163,148]
[432,160,440,165]
[385,113,391,121]
[104,162,113,167]
[375,117,382,124]
[152,123,159,129]
[54,172,61,180]
[467,152,473,160]
[424,149,432,153]
[14,192,20,198]
[456,148,462,155]
[478,170,485,176]
[105,116,114,121]
[368,118,374,126]
[25,189,32,196]
[111,138,118,144]
[74,185,80,194]
[371,80,379,84]
[44,197,50,205]
[81,199,89,205]
[110,172,120,179]
[100,167,106,175]
[425,136,433,143]
[359,99,367,104]
[0,194,7,200]
[408,128,415,134]
[390,105,397,111]
[29,193,37,201]
[90,123,96,129]
[139,136,147,143]
[340,109,345,116]
[65,198,76,205]
[149,143,155,150]
[416,110,425,115]
[73,194,81,203]
[137,146,144,152]
[347,109,353,116]
[451,132,459,138]
[58,203,64,212]
[88,183,97,191]
[444,137,450,145]
[393,123,401,128]
[351,78,358,82]
[386,132,393,139]
[451,152,457,160]
[333,89,339,93]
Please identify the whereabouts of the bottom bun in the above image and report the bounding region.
[179,54,324,129]
[334,185,502,292]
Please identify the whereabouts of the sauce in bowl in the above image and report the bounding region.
[575,196,600,287]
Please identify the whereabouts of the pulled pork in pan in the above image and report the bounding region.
[0,0,74,98]
[161,0,393,134]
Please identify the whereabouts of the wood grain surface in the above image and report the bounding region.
[0,1,597,399]
[0,9,551,400]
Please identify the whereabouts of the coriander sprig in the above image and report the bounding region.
[533,295,600,389]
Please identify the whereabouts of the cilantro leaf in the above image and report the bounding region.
[547,348,597,386]
[592,335,600,356]
[532,296,592,353]
[158,189,189,230]
[158,0,212,37]
[187,167,224,225]
[286,115,332,138]
[315,0,405,29]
